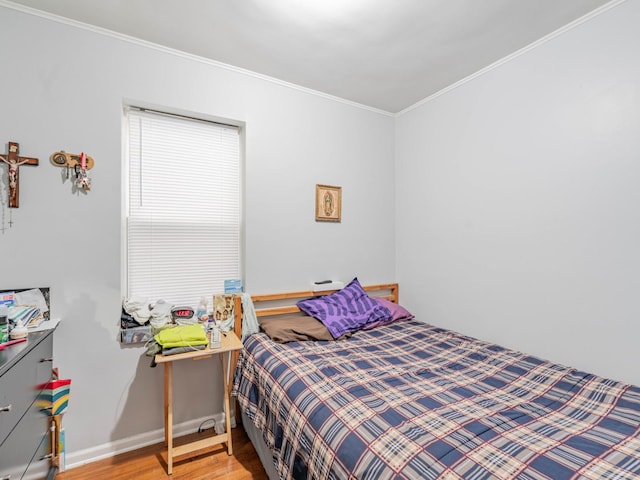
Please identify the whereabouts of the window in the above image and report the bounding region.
[125,107,241,307]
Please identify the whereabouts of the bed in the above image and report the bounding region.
[231,282,640,480]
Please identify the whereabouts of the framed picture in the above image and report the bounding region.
[315,184,342,222]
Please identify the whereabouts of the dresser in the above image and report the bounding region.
[0,329,57,480]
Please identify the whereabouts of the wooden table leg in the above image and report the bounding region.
[164,362,174,474]
[222,351,233,455]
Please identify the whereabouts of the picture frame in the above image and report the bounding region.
[315,184,342,222]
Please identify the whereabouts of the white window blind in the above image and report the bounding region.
[126,108,241,308]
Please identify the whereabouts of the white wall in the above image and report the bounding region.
[5,0,638,468]
[0,5,395,464]
[396,0,640,386]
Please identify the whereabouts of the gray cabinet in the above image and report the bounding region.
[0,329,56,480]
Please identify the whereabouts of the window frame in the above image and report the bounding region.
[121,104,245,307]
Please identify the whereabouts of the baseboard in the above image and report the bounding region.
[63,412,232,471]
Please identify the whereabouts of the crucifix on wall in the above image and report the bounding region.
[0,142,39,208]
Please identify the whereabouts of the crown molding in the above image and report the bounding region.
[2,0,626,119]
[0,0,394,118]
[396,0,628,117]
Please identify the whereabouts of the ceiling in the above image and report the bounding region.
[7,0,614,113]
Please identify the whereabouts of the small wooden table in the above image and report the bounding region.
[154,330,243,475]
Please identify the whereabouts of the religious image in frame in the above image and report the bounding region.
[315,184,341,222]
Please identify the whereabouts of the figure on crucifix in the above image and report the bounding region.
[6,158,27,200]
[0,142,39,208]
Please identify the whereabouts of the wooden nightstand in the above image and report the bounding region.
[154,330,243,475]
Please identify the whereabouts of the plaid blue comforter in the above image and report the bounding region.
[232,320,640,479]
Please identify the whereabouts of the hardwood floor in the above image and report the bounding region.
[56,425,269,480]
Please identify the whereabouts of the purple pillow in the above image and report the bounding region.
[296,278,392,338]
[362,297,414,330]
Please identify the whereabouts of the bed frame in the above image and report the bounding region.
[231,283,399,341]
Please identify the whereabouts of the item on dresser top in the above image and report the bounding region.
[9,318,28,339]
[8,305,43,328]
[0,290,14,307]
[0,303,7,343]
[14,288,49,314]
[0,337,27,350]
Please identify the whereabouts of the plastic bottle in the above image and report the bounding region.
[209,321,221,349]
[196,296,208,323]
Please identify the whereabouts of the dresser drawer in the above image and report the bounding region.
[0,398,50,480]
[0,333,53,447]
[22,426,53,480]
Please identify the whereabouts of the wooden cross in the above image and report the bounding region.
[0,142,39,208]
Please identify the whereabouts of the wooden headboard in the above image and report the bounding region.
[232,283,399,341]
[229,283,398,418]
